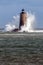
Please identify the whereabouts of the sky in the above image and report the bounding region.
[0,0,43,28]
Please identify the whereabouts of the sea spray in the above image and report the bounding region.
[5,12,36,32]
[5,23,16,32]
[19,12,35,32]
[5,15,20,31]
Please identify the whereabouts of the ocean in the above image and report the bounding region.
[0,32,43,65]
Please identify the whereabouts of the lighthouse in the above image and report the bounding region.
[19,9,27,30]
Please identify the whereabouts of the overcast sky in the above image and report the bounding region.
[0,0,43,28]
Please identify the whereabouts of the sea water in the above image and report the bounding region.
[0,33,43,65]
